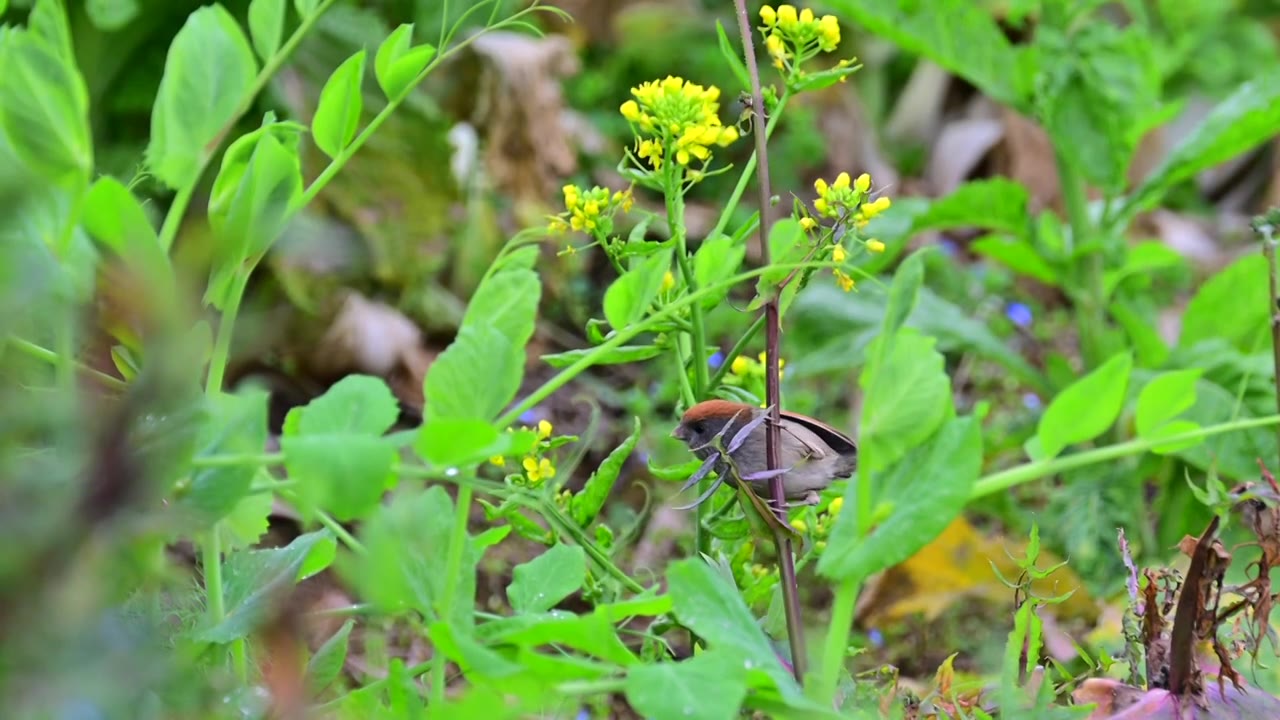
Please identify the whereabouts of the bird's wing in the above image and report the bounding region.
[777,420,832,460]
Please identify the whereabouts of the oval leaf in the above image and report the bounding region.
[312,50,366,159]
[248,0,285,61]
[1135,368,1201,437]
[1037,351,1133,459]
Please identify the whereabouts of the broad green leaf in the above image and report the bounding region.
[148,6,258,190]
[1123,72,1280,219]
[354,487,481,630]
[760,218,805,287]
[86,0,140,31]
[459,267,541,341]
[428,621,523,680]
[374,23,437,99]
[1175,379,1273,479]
[819,416,982,581]
[971,234,1059,286]
[572,416,641,526]
[508,543,586,613]
[859,330,952,473]
[312,50,366,159]
[298,533,337,581]
[0,22,92,183]
[217,491,273,550]
[1135,369,1201,437]
[625,651,748,720]
[248,0,285,61]
[1103,242,1185,298]
[541,345,662,368]
[282,375,399,521]
[195,530,329,643]
[665,559,814,708]
[180,390,268,526]
[294,0,320,18]
[1180,253,1267,352]
[306,619,354,693]
[825,0,1033,108]
[81,176,172,291]
[876,248,925,366]
[1145,419,1203,455]
[693,234,746,310]
[1037,351,1132,459]
[478,610,637,666]
[603,250,672,332]
[416,419,536,468]
[29,0,75,56]
[912,178,1031,236]
[424,325,521,423]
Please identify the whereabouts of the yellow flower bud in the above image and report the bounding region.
[790,518,808,533]
[833,171,851,190]
[661,271,675,293]
[832,244,847,263]
[620,100,641,122]
[799,217,817,231]
[800,8,814,23]
[731,355,751,376]
[855,173,871,193]
[538,419,553,439]
[777,4,797,27]
[490,455,505,467]
[760,5,777,26]
[867,239,886,253]
[828,496,843,515]
[814,177,828,195]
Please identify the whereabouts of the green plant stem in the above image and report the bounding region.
[494,259,840,428]
[205,269,250,398]
[667,186,710,398]
[672,337,697,409]
[705,314,765,392]
[533,498,647,594]
[817,578,859,701]
[705,92,792,243]
[434,483,473,703]
[6,336,127,390]
[314,507,365,555]
[970,414,1280,499]
[1056,149,1106,369]
[1258,225,1280,458]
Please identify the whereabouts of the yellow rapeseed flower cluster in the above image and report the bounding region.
[791,495,843,551]
[548,184,633,235]
[491,420,558,488]
[620,76,739,171]
[759,5,841,71]
[807,171,892,293]
[730,352,786,379]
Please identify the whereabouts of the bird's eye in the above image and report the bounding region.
[691,421,705,434]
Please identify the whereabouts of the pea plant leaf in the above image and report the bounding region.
[148,5,258,190]
[179,389,268,527]
[1175,378,1274,479]
[247,0,285,61]
[311,49,366,159]
[1179,253,1268,353]
[416,418,537,468]
[508,543,586,613]
[694,234,746,310]
[541,345,663,368]
[625,650,748,720]
[859,329,952,474]
[306,619,354,694]
[374,23,437,100]
[194,530,331,643]
[572,416,641,526]
[1135,368,1202,437]
[1036,351,1133,459]
[911,178,1032,237]
[424,266,541,423]
[604,249,672,332]
[819,416,983,583]
[281,375,400,522]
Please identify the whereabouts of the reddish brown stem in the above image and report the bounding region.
[731,0,807,683]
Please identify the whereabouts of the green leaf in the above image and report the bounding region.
[971,234,1059,286]
[912,178,1031,236]
[86,0,139,31]
[825,0,1033,108]
[311,50,366,159]
[877,249,925,362]
[478,610,638,666]
[1123,71,1280,219]
[195,530,330,643]
[148,5,258,190]
[306,619,354,693]
[541,344,662,368]
[354,487,481,630]
[293,0,320,18]
[859,330,952,473]
[1135,369,1202,437]
[81,176,172,290]
[1180,253,1267,352]
[665,559,814,708]
[425,268,541,423]
[1037,351,1133,459]
[715,20,750,92]
[428,621,523,680]
[180,390,268,526]
[572,416,641,526]
[603,250,671,332]
[1175,379,1274,479]
[281,375,400,521]
[1145,419,1203,455]
[819,416,982,581]
[625,651,748,720]
[247,0,285,61]
[217,491,273,550]
[693,234,746,310]
[374,23,437,99]
[206,121,303,308]
[760,218,805,287]
[298,533,337,581]
[1103,242,1185,298]
[416,419,536,468]
[0,19,92,184]
[508,543,586,613]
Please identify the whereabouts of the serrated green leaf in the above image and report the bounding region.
[508,543,586,613]
[1037,351,1132,459]
[820,416,982,582]
[1135,368,1201,437]
[218,491,273,550]
[248,0,285,61]
[312,50,366,159]
[195,530,329,643]
[572,416,641,526]
[148,5,258,190]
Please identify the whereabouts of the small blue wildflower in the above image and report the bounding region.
[1006,302,1033,328]
[575,709,591,720]
[868,628,884,648]
[938,238,959,256]
[1022,393,1042,411]
[519,408,540,425]
[708,350,725,369]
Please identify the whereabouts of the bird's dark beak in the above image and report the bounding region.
[671,425,688,442]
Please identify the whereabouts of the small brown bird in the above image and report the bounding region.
[670,399,858,506]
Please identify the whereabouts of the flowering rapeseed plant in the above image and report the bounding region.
[759,4,852,86]
[798,171,894,293]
